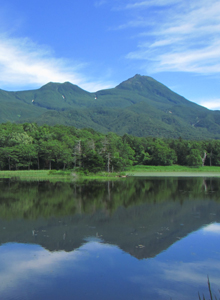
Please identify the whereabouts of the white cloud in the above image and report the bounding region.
[111,0,182,11]
[121,0,220,75]
[199,99,220,110]
[0,35,112,92]
[94,0,107,7]
[125,0,182,9]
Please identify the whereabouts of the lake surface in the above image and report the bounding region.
[0,177,220,300]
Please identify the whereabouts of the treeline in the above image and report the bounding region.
[0,122,220,171]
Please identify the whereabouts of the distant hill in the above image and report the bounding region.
[1,74,220,139]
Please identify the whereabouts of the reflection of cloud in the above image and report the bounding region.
[203,223,220,234]
[130,259,220,299]
[163,260,220,286]
[0,243,86,293]
[0,241,114,295]
[84,237,103,243]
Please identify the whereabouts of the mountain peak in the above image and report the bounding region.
[40,82,61,91]
[39,81,90,95]
[116,74,159,92]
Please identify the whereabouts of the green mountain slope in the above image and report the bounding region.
[1,74,220,139]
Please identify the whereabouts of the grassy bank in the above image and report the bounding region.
[0,170,126,182]
[0,165,220,181]
[0,170,63,181]
[126,165,220,177]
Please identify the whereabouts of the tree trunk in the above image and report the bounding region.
[107,153,110,173]
[201,152,207,167]
[78,140,81,167]
[8,156,11,170]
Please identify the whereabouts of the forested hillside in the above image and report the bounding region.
[1,75,220,139]
[0,122,219,171]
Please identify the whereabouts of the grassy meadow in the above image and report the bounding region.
[0,165,220,181]
[0,169,125,182]
[0,170,63,181]
[126,165,220,177]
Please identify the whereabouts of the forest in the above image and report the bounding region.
[0,122,220,172]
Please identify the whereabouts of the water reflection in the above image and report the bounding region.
[0,177,220,299]
[0,177,219,220]
[0,225,220,300]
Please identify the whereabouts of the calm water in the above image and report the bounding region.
[0,177,220,300]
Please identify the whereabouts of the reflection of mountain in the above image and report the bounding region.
[0,178,220,259]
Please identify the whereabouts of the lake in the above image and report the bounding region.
[0,177,220,300]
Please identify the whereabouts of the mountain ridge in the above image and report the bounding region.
[0,74,220,140]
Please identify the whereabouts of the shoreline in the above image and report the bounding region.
[0,169,220,181]
[128,171,220,177]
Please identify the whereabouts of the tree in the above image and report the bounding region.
[186,149,202,167]
[151,140,177,166]
[82,150,105,173]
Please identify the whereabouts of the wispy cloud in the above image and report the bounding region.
[94,0,108,7]
[0,35,112,92]
[197,99,220,110]
[118,0,220,75]
[125,0,182,9]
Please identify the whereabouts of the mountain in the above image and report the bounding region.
[1,74,220,139]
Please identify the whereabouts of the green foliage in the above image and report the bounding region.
[0,122,220,172]
[150,140,177,166]
[82,151,105,173]
[186,149,202,167]
[198,277,220,300]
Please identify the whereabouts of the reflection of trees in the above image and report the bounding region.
[0,177,220,220]
[0,177,220,260]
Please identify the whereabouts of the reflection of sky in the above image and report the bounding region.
[0,225,220,300]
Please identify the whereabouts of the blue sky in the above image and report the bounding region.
[0,0,220,109]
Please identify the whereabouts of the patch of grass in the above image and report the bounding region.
[48,170,72,176]
[0,170,126,182]
[198,277,220,300]
[125,165,220,177]
[127,165,220,172]
[0,170,69,181]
